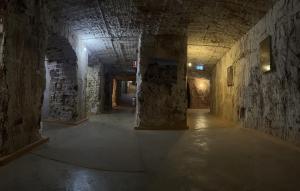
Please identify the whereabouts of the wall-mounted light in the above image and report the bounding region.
[262,64,271,72]
[188,62,192,67]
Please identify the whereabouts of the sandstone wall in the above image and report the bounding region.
[45,20,89,122]
[211,0,300,145]
[136,34,187,129]
[86,65,101,114]
[46,61,78,121]
[74,40,88,120]
[103,64,113,112]
[0,11,7,155]
[85,62,110,114]
[0,0,47,156]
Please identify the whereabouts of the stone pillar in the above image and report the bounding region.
[136,34,188,130]
[112,78,118,107]
[47,61,79,122]
[123,81,128,94]
[99,64,113,113]
[0,0,47,156]
[116,80,122,105]
[98,63,105,113]
[86,64,101,114]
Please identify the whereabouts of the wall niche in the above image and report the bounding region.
[260,36,274,73]
[227,65,234,86]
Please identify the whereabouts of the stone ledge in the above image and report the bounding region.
[43,117,89,126]
[0,137,49,166]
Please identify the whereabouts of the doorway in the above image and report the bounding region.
[187,77,211,110]
[119,80,137,107]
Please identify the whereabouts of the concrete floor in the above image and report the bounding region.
[1,108,300,191]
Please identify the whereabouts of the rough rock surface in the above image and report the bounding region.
[0,13,8,155]
[86,61,113,114]
[0,0,47,156]
[136,34,187,129]
[211,0,300,145]
[45,20,89,122]
[86,65,101,114]
[46,61,79,121]
[45,0,276,72]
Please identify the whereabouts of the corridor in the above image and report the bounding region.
[1,109,300,191]
[1,0,300,190]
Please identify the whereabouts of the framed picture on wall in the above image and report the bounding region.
[260,36,274,73]
[227,66,234,86]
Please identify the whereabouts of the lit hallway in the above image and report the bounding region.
[1,109,300,191]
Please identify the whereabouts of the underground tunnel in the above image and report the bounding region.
[0,0,300,190]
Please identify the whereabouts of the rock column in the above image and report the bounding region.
[136,34,188,130]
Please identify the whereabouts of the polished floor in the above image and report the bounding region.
[1,108,300,191]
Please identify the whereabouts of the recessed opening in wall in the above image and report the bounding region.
[260,36,274,73]
[187,77,210,109]
[117,80,137,107]
[239,107,246,120]
[227,66,234,86]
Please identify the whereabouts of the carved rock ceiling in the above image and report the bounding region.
[47,0,276,69]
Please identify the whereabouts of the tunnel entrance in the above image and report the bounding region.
[187,77,211,110]
[113,80,137,108]
[186,63,212,112]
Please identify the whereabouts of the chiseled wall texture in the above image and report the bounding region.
[211,0,300,145]
[46,61,79,121]
[0,0,47,156]
[74,39,88,120]
[86,65,101,114]
[45,21,89,122]
[136,34,187,129]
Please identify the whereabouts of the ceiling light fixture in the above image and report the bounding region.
[196,65,205,71]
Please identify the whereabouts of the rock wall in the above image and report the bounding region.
[136,34,188,129]
[0,11,7,155]
[75,40,88,120]
[46,61,78,121]
[85,62,111,114]
[0,0,47,156]
[112,79,118,108]
[45,23,89,122]
[86,65,101,114]
[211,0,300,145]
[103,64,113,112]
